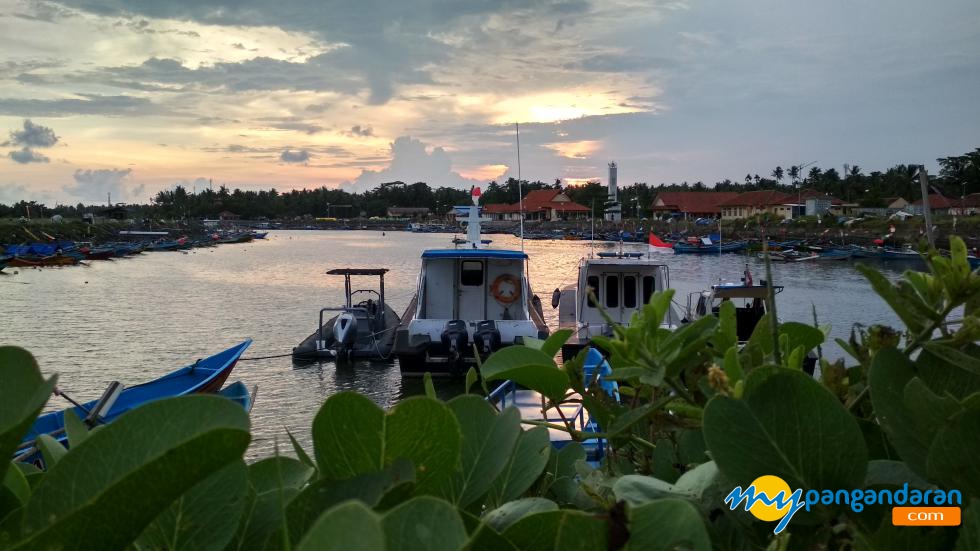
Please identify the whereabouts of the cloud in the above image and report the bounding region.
[0,94,167,117]
[346,125,373,137]
[347,136,481,191]
[8,147,50,164]
[63,168,143,202]
[7,119,59,147]
[0,182,54,204]
[279,149,311,163]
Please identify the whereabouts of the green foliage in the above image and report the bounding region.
[0,236,977,550]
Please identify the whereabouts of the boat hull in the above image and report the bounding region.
[15,340,252,463]
[673,241,747,254]
[292,305,400,362]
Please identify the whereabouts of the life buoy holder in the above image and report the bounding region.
[490,274,522,304]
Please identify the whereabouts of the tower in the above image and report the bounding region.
[604,162,622,222]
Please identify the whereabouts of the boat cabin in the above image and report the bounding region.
[686,282,783,341]
[557,253,679,359]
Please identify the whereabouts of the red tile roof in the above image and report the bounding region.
[651,192,739,214]
[912,194,953,208]
[718,190,794,207]
[482,190,589,214]
[964,193,980,207]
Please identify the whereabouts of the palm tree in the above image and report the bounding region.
[745,174,752,184]
[788,165,800,183]
[771,166,784,183]
[849,165,862,178]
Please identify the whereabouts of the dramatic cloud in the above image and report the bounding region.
[8,147,49,164]
[348,136,483,191]
[7,119,59,147]
[279,149,310,163]
[62,168,143,202]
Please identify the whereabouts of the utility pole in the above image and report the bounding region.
[918,166,934,248]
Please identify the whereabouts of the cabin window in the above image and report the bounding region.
[460,261,483,286]
[642,276,655,304]
[586,276,599,307]
[605,275,619,308]
[623,276,637,308]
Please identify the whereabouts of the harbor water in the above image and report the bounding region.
[1,230,906,456]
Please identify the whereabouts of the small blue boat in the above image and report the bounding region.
[15,340,252,462]
[818,248,853,261]
[969,256,980,270]
[673,240,748,254]
[488,348,617,466]
[217,380,256,412]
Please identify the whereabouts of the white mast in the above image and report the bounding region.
[516,122,524,251]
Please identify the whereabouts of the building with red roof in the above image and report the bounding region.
[911,194,954,215]
[651,191,739,219]
[482,189,590,221]
[719,190,796,220]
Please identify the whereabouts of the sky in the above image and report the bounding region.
[0,0,978,205]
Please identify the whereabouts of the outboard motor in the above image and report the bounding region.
[333,311,358,358]
[440,320,468,361]
[473,320,501,356]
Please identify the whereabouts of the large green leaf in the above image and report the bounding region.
[0,347,56,483]
[312,392,386,480]
[134,460,249,551]
[385,398,462,495]
[312,393,461,496]
[297,501,384,551]
[487,426,551,506]
[500,510,607,551]
[18,395,250,550]
[381,496,468,551]
[625,498,710,551]
[869,349,932,477]
[927,408,980,497]
[703,370,868,505]
[480,347,570,402]
[483,497,558,533]
[542,443,595,509]
[445,396,521,507]
[863,460,932,491]
[230,456,314,551]
[957,499,980,551]
[285,459,414,544]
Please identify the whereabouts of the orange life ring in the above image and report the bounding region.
[490,274,522,304]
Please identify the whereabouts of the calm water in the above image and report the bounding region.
[1,230,905,457]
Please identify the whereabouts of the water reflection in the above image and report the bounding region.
[0,230,905,457]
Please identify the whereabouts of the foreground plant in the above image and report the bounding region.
[0,237,976,550]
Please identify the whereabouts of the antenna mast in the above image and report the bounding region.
[516,122,524,251]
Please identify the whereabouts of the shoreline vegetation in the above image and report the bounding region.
[2,238,977,549]
[2,215,978,251]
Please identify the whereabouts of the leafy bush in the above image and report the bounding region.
[1,237,977,550]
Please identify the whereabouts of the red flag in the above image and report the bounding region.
[648,233,672,252]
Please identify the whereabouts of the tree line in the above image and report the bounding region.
[2,148,977,220]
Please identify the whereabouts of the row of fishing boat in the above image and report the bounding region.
[0,230,265,271]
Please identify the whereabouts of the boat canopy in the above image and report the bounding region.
[421,249,527,260]
[326,268,389,276]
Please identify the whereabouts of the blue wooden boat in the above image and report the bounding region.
[217,380,255,412]
[818,248,853,261]
[488,348,616,466]
[14,340,252,461]
[673,240,748,254]
[969,256,980,270]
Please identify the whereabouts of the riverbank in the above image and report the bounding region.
[4,214,979,250]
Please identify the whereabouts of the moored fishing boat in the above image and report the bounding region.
[673,239,747,254]
[554,240,679,361]
[292,268,400,362]
[14,339,252,464]
[394,187,549,377]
